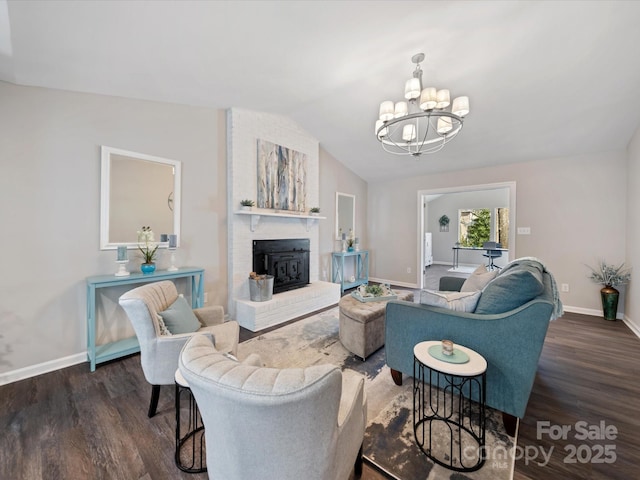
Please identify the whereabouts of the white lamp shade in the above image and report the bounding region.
[402,124,416,141]
[452,96,470,116]
[375,120,388,138]
[419,87,437,110]
[436,89,450,109]
[437,117,453,134]
[379,101,395,121]
[394,101,408,118]
[404,78,421,100]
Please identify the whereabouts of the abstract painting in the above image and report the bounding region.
[257,139,307,212]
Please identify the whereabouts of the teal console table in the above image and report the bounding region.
[332,250,369,294]
[86,267,205,372]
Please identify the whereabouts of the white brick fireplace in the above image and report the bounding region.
[226,108,339,331]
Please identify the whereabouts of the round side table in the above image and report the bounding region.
[175,369,207,473]
[413,341,487,472]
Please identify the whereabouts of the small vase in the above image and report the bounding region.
[347,246,354,252]
[600,285,619,321]
[141,263,156,274]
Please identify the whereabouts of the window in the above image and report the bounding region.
[496,207,509,248]
[458,209,491,247]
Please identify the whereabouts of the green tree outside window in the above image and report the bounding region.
[459,209,491,247]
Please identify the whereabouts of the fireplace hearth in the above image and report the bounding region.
[252,239,310,294]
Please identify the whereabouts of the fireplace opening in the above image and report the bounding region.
[252,239,310,294]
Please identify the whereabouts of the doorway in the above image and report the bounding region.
[417,182,516,289]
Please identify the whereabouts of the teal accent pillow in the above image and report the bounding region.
[474,265,544,314]
[158,295,201,334]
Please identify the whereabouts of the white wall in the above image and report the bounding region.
[0,81,227,381]
[318,148,368,283]
[625,126,640,334]
[368,150,628,314]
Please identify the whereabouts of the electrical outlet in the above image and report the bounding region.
[561,284,569,293]
[517,227,531,235]
[407,267,412,274]
[204,292,209,304]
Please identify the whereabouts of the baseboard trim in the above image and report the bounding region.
[623,315,640,338]
[0,352,87,386]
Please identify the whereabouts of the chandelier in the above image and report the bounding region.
[375,53,470,156]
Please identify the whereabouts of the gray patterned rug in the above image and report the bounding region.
[237,306,515,480]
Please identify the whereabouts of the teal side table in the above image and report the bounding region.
[86,267,205,372]
[332,250,369,294]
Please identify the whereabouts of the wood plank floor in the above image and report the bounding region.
[0,310,638,479]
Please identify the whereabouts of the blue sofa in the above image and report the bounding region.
[385,259,558,433]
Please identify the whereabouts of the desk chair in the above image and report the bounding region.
[482,242,502,271]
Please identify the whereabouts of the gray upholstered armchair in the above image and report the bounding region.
[179,334,367,480]
[119,280,239,417]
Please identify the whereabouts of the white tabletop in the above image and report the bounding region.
[414,341,487,376]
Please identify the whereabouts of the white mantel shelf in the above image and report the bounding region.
[235,210,326,232]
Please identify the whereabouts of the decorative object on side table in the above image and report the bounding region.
[587,260,631,321]
[137,226,158,274]
[346,229,356,252]
[167,234,178,271]
[438,214,450,232]
[240,199,255,211]
[115,245,130,277]
[351,283,397,303]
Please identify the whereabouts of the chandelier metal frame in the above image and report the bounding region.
[375,53,469,157]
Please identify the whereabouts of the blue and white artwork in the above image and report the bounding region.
[257,139,307,212]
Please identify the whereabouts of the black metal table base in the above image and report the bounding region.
[175,382,207,473]
[413,357,486,472]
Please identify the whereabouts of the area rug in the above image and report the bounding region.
[237,306,515,480]
[447,265,478,274]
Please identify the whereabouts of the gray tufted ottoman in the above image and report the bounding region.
[338,290,414,360]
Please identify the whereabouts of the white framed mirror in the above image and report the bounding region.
[335,192,355,239]
[100,146,181,249]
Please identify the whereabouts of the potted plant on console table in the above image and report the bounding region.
[137,226,158,274]
[587,260,631,321]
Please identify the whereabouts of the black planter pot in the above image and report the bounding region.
[600,285,619,321]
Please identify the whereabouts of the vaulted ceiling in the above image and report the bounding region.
[2,0,640,182]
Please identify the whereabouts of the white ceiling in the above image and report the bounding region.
[3,0,640,182]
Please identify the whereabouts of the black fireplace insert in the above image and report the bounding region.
[252,239,310,294]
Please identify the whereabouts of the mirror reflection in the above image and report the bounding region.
[336,192,355,239]
[100,146,181,249]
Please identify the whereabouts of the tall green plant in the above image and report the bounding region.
[460,209,491,247]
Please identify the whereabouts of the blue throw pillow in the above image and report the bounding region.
[474,266,544,314]
[158,295,201,334]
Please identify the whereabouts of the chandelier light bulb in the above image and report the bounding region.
[402,124,416,141]
[379,101,395,121]
[419,87,437,110]
[394,102,408,118]
[436,89,450,109]
[404,78,421,100]
[452,96,470,117]
[437,117,453,134]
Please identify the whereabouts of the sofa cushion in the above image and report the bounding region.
[419,290,481,312]
[461,265,498,292]
[474,264,545,314]
[158,295,201,334]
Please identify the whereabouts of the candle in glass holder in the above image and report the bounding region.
[160,233,168,243]
[168,234,177,249]
[117,245,128,261]
[442,339,454,356]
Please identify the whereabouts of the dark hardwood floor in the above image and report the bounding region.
[512,311,640,480]
[0,309,638,479]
